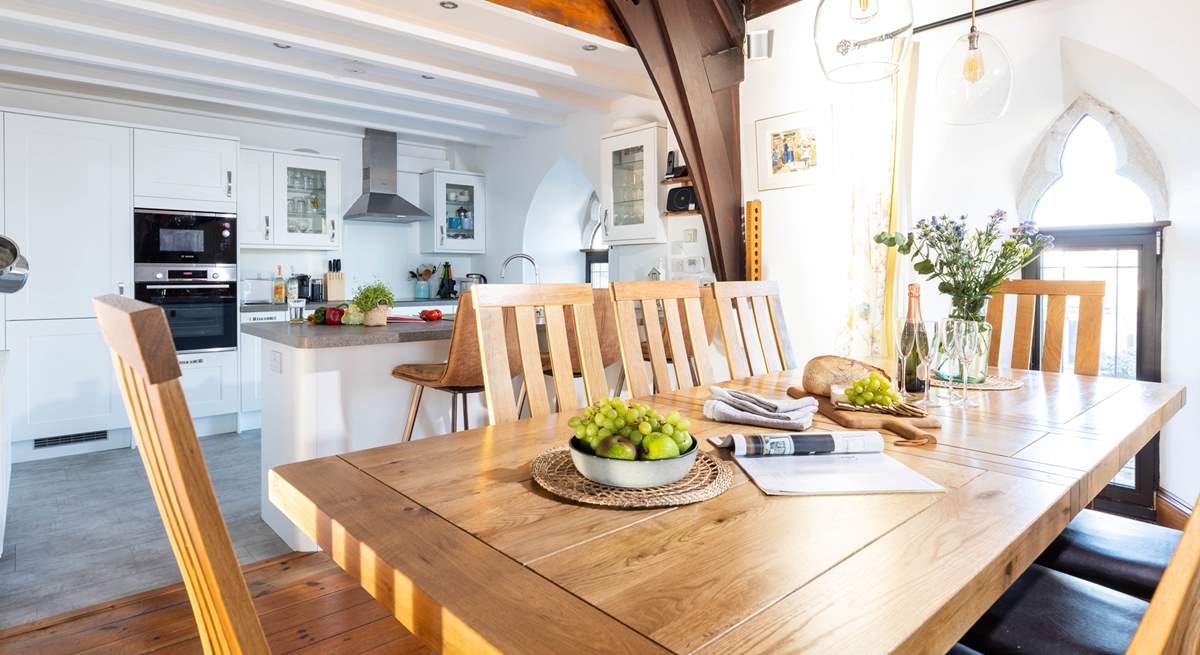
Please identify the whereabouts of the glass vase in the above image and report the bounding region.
[934,319,992,384]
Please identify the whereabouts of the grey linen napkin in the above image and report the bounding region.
[703,386,818,431]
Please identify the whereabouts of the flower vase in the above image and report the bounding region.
[934,319,993,384]
[364,304,389,327]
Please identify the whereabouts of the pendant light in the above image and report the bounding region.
[935,0,1014,124]
[814,0,914,83]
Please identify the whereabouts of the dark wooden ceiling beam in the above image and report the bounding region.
[608,0,746,280]
[484,0,631,45]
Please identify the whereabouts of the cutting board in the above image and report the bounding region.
[787,387,940,447]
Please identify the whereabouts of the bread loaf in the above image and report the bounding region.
[802,356,889,397]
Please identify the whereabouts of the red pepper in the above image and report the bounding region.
[324,307,344,325]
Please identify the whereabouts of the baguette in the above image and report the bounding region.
[802,355,890,397]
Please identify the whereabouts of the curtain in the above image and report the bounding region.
[838,45,919,360]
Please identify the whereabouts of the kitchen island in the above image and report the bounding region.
[244,319,479,550]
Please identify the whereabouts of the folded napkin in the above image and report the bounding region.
[703,386,818,431]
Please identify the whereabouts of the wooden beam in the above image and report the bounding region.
[746,0,800,20]
[607,0,746,280]
[485,1,631,45]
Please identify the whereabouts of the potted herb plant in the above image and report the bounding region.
[876,210,1053,381]
[352,282,395,327]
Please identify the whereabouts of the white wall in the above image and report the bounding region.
[745,0,1199,507]
[0,84,480,299]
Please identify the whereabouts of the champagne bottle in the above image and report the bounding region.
[902,284,926,394]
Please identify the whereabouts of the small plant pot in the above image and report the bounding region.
[363,305,389,327]
[413,281,430,299]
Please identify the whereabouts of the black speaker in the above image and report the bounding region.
[666,186,696,212]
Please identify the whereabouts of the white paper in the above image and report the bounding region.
[734,453,944,496]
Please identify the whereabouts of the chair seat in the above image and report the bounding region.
[961,564,1147,655]
[1037,508,1182,601]
[392,362,448,385]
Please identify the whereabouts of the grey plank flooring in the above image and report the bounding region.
[0,430,291,630]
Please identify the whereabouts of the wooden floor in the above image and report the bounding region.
[0,552,427,654]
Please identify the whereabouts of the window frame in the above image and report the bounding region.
[1021,221,1169,520]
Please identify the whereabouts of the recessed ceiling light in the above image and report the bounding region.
[581,44,599,52]
[439,1,458,8]
[343,59,368,75]
[421,74,436,80]
[273,42,292,49]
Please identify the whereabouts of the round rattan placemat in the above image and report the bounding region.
[531,446,734,508]
[930,375,1023,391]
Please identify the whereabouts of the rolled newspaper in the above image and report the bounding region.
[709,431,883,457]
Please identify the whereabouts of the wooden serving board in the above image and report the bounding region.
[787,387,940,447]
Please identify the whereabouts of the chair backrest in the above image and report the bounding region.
[711,280,796,378]
[611,280,714,398]
[471,283,608,425]
[984,279,1105,376]
[1127,493,1200,654]
[436,290,522,388]
[93,295,269,655]
[561,288,623,372]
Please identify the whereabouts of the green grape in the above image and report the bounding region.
[661,423,675,436]
[602,418,616,431]
[638,421,652,435]
[585,423,599,437]
[598,427,612,438]
[678,419,691,431]
[592,413,605,426]
[861,391,875,403]
[667,410,680,422]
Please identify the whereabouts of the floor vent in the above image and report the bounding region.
[33,431,108,449]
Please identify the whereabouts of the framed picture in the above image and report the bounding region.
[755,108,831,191]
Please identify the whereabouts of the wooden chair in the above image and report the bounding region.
[471,283,608,425]
[1128,493,1200,653]
[92,295,420,654]
[711,280,796,378]
[392,290,519,440]
[984,279,1106,376]
[611,280,714,398]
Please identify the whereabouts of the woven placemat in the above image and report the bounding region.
[531,446,733,508]
[930,375,1024,391]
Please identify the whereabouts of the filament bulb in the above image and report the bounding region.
[851,0,879,21]
[962,26,985,83]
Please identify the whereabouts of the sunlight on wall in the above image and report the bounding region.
[1033,116,1154,226]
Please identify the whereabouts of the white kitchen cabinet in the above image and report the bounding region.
[177,349,239,419]
[239,311,286,413]
[600,123,667,245]
[420,169,485,254]
[238,148,275,247]
[3,113,132,320]
[5,319,129,442]
[134,129,237,212]
[273,153,341,249]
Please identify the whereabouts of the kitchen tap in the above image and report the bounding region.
[500,253,541,284]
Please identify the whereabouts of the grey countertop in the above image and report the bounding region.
[240,298,459,313]
[242,319,454,348]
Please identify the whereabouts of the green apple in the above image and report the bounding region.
[670,430,694,453]
[595,436,637,460]
[642,434,681,460]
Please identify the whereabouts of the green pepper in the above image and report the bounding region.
[312,307,327,324]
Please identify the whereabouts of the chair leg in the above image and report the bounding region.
[516,380,528,419]
[403,384,424,443]
[451,392,459,432]
[688,357,699,386]
[614,368,625,398]
[461,392,469,431]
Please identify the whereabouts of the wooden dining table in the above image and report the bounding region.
[269,367,1185,654]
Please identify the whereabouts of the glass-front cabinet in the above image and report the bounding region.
[600,123,667,245]
[271,153,341,249]
[421,169,485,253]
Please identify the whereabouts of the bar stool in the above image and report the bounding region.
[392,291,517,441]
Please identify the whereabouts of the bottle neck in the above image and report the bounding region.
[905,284,923,323]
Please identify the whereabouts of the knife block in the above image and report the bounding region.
[324,272,345,303]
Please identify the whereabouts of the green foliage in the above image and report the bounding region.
[351,282,394,313]
[874,211,1054,321]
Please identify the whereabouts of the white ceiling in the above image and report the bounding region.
[0,0,655,145]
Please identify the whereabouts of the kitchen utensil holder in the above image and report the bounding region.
[324,272,345,302]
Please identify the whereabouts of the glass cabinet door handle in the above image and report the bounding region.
[226,170,233,198]
[330,219,336,242]
[264,215,270,240]
[439,225,445,246]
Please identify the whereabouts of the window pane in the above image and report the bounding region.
[1038,248,1138,379]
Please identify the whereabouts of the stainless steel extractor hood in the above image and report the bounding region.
[343,129,430,223]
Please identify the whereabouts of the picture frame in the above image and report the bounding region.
[755,108,832,191]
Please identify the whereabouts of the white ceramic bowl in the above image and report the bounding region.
[568,438,699,489]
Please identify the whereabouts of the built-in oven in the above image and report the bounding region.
[134,209,237,265]
[135,264,238,353]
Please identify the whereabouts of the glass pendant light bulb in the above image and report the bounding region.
[815,0,913,83]
[935,2,1013,124]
